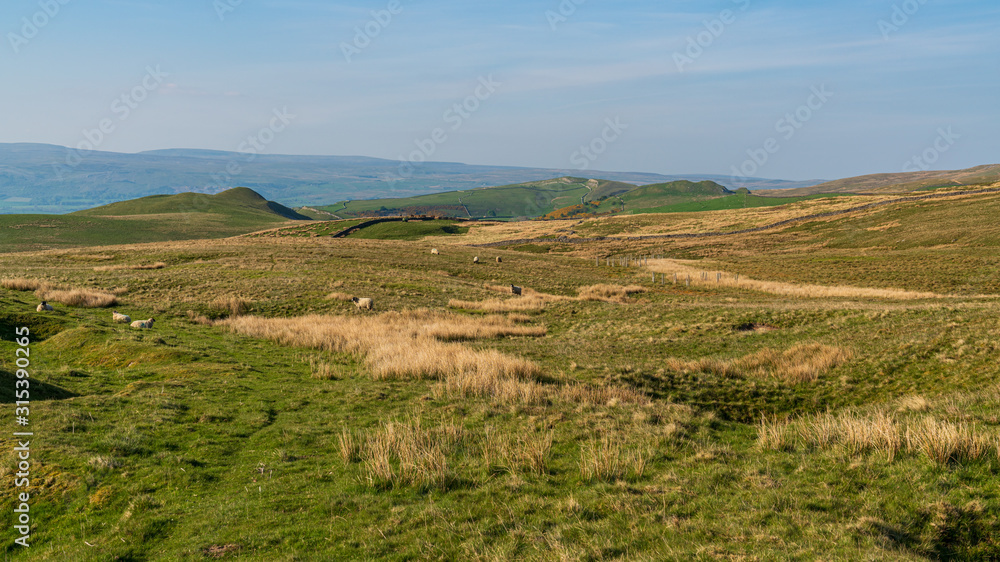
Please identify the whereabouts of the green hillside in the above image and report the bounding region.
[76,187,310,222]
[316,178,753,220]
[0,188,309,253]
[623,191,838,215]
[316,177,637,220]
[585,180,733,214]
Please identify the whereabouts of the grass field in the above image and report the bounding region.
[2,186,1000,559]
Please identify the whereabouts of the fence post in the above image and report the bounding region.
[717,272,721,283]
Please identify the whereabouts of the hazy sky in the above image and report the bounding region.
[1,0,997,180]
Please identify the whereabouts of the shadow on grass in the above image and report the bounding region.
[0,368,78,403]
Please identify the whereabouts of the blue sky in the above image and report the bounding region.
[1,0,997,180]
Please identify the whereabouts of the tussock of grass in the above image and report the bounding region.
[210,296,250,318]
[357,419,463,490]
[325,291,354,302]
[347,419,555,487]
[666,343,852,383]
[759,410,1000,465]
[579,435,653,482]
[576,284,647,303]
[1,277,45,291]
[309,357,337,380]
[483,426,553,475]
[93,262,167,272]
[34,284,118,308]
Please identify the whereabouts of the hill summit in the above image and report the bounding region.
[75,187,310,221]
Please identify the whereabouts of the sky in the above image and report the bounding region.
[1,0,997,181]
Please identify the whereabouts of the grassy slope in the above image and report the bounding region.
[622,192,836,215]
[585,180,731,214]
[759,164,1000,197]
[76,187,310,221]
[344,220,470,241]
[318,177,633,219]
[0,188,309,253]
[2,196,1000,559]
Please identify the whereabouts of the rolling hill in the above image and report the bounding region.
[76,186,310,221]
[0,187,308,253]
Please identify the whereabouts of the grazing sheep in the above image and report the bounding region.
[36,301,53,312]
[352,297,373,310]
[510,285,522,296]
[112,311,131,324]
[473,256,480,264]
[495,256,502,263]
[431,248,439,255]
[131,318,155,329]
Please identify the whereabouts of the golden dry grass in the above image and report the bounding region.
[356,419,464,489]
[579,435,653,482]
[218,309,545,383]
[34,285,118,308]
[93,262,167,272]
[649,258,943,300]
[309,358,337,380]
[325,291,354,302]
[1,277,45,291]
[209,296,250,318]
[576,284,646,303]
[758,410,1000,465]
[483,426,553,475]
[220,309,651,408]
[665,343,852,383]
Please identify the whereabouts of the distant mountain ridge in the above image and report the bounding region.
[0,143,821,214]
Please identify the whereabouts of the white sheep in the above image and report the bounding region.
[131,318,155,329]
[352,297,373,310]
[112,311,131,324]
[510,285,522,295]
[431,248,439,255]
[36,301,53,312]
[495,256,502,263]
[473,256,480,264]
